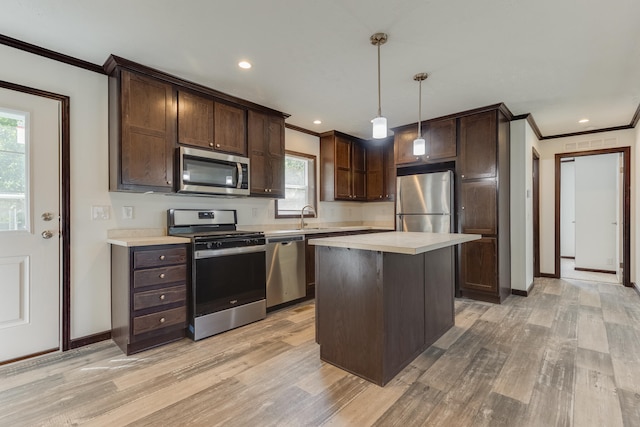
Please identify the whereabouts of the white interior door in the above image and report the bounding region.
[574,153,618,272]
[0,88,61,363]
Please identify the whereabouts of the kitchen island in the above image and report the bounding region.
[308,231,481,386]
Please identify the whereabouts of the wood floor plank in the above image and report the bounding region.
[1,277,639,426]
[573,365,624,427]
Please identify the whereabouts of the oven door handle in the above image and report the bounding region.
[236,162,243,189]
[195,245,266,259]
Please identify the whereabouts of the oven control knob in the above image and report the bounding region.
[206,242,212,249]
[216,241,223,248]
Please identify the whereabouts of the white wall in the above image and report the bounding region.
[1,45,380,340]
[560,161,575,257]
[537,129,636,283]
[636,124,640,291]
[510,119,540,292]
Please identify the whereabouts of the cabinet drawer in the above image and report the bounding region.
[134,247,187,268]
[133,285,186,311]
[133,306,186,335]
[133,264,187,288]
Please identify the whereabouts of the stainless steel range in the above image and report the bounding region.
[167,209,266,341]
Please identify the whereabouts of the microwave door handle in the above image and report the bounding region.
[236,162,243,189]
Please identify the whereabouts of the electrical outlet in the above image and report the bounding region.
[92,205,110,220]
[122,206,134,220]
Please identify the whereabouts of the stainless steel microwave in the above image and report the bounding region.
[177,146,250,196]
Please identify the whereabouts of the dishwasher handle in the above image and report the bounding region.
[265,235,305,244]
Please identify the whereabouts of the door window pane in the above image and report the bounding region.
[0,109,28,231]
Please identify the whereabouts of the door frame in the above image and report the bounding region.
[554,147,631,287]
[0,80,71,351]
[532,147,540,277]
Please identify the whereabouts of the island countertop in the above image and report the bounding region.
[308,231,481,255]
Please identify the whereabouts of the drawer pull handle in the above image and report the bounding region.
[159,255,165,260]
[159,317,165,324]
[160,294,166,300]
[159,273,166,279]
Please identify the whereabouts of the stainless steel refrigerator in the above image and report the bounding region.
[396,170,453,232]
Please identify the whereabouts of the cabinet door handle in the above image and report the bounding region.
[160,294,166,300]
[159,317,166,324]
[426,155,430,159]
[461,174,465,178]
[159,273,166,279]
[462,206,465,210]
[209,143,214,147]
[216,143,221,148]
[159,255,166,260]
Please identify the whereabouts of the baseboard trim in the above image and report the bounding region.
[560,256,575,259]
[574,267,616,275]
[511,289,528,297]
[69,331,112,349]
[632,282,640,296]
[538,273,557,278]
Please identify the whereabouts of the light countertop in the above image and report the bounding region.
[256,226,393,237]
[107,236,191,247]
[308,231,481,255]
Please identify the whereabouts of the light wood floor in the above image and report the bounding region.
[1,277,640,426]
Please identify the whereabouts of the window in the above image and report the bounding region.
[0,109,28,232]
[275,151,316,218]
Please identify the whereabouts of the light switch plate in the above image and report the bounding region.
[92,205,110,220]
[122,206,134,220]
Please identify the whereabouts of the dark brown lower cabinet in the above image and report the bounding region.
[111,244,188,355]
[460,238,498,296]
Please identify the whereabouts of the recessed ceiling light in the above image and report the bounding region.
[313,120,322,125]
[578,118,589,123]
[238,61,252,69]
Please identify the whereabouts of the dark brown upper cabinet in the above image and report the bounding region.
[394,118,456,166]
[320,131,367,201]
[109,69,175,192]
[458,111,497,180]
[367,138,395,201]
[104,54,288,195]
[177,91,247,156]
[248,111,285,198]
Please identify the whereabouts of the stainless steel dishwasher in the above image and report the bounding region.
[265,234,306,307]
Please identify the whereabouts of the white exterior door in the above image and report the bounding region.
[0,88,61,363]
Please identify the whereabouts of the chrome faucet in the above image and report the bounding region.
[300,205,316,230]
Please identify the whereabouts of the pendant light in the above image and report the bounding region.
[412,72,428,156]
[370,33,388,139]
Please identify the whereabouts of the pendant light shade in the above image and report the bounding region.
[370,33,388,139]
[412,72,429,156]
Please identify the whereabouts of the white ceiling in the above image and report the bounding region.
[2,0,639,139]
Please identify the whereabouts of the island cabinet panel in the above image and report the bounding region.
[457,107,510,303]
[315,245,455,386]
[248,111,285,197]
[384,140,396,201]
[112,70,175,192]
[111,244,188,355]
[393,117,456,166]
[320,131,367,201]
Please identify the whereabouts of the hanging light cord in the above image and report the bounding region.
[377,42,382,117]
[417,78,422,137]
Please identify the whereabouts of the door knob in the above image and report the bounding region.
[41,230,54,239]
